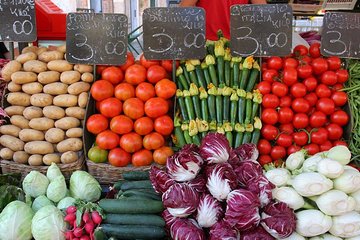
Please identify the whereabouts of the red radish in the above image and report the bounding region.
[80,236,90,240]
[83,212,90,223]
[91,211,102,225]
[64,230,74,239]
[85,222,95,234]
[66,206,77,215]
[64,213,76,223]
[73,227,83,238]
[74,239,80,240]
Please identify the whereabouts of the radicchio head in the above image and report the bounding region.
[187,173,207,193]
[225,189,261,231]
[240,225,275,240]
[162,209,178,229]
[196,193,223,228]
[200,133,230,164]
[206,163,238,201]
[261,201,297,239]
[233,143,259,162]
[246,175,275,207]
[162,183,199,217]
[234,160,264,186]
[209,220,240,240]
[149,166,175,194]
[170,218,206,240]
[166,144,204,182]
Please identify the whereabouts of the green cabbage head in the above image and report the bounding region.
[32,195,54,212]
[22,171,49,198]
[70,171,101,202]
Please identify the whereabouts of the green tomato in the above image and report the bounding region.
[88,146,108,163]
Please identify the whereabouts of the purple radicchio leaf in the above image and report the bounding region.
[187,173,207,193]
[166,144,204,182]
[228,150,241,168]
[206,163,238,201]
[200,133,230,164]
[233,143,259,162]
[246,175,275,207]
[234,160,264,186]
[162,209,178,229]
[240,225,275,240]
[196,193,223,228]
[224,189,261,231]
[162,183,199,217]
[149,166,175,194]
[170,218,206,240]
[209,220,240,240]
[261,201,297,239]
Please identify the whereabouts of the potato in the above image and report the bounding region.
[57,138,83,153]
[10,115,29,129]
[0,148,14,160]
[4,106,25,116]
[60,71,81,84]
[13,151,29,164]
[0,135,24,151]
[29,117,54,131]
[55,117,80,130]
[37,71,60,84]
[22,46,38,54]
[24,141,54,154]
[66,128,83,138]
[45,128,65,143]
[22,82,43,94]
[74,64,93,73]
[23,60,47,73]
[11,71,37,85]
[78,92,88,108]
[43,82,68,95]
[0,125,21,137]
[7,92,31,106]
[19,129,45,142]
[65,107,85,120]
[61,151,78,164]
[36,47,48,55]
[47,60,73,72]
[1,60,22,81]
[68,82,90,95]
[23,106,43,120]
[53,94,78,107]
[16,52,37,64]
[57,45,66,53]
[43,106,65,120]
[43,153,61,165]
[28,154,43,166]
[30,93,53,107]
[7,82,22,92]
[81,72,94,83]
[38,50,63,63]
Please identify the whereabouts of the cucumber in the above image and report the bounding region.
[122,171,149,181]
[104,214,165,227]
[99,199,164,214]
[94,228,108,240]
[121,189,161,201]
[113,180,127,191]
[101,224,166,240]
[120,180,153,191]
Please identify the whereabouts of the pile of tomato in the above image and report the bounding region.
[257,43,350,166]
[86,53,176,167]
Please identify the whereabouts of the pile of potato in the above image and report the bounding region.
[0,45,94,166]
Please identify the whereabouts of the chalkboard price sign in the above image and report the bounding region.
[143,7,206,60]
[66,13,128,65]
[321,12,360,59]
[230,4,292,57]
[0,0,37,42]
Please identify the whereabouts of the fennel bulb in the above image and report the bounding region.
[286,150,306,171]
[315,190,356,216]
[296,209,332,237]
[272,187,304,210]
[334,168,360,194]
[329,211,360,238]
[292,172,333,197]
[302,153,325,172]
[265,168,291,187]
[326,145,351,165]
[309,234,342,240]
[350,190,360,212]
[317,158,344,179]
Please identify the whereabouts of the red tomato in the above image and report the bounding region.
[132,149,153,166]
[153,146,174,165]
[336,69,349,83]
[101,66,124,85]
[294,45,309,56]
[279,96,292,108]
[316,98,335,115]
[282,67,298,86]
[299,55,312,65]
[311,128,328,145]
[331,91,348,107]
[332,83,344,91]
[154,115,174,136]
[99,98,123,118]
[297,65,313,79]
[155,79,177,99]
[147,65,167,84]
[125,64,147,85]
[290,83,307,98]
[262,94,279,108]
[283,58,298,69]
[278,107,294,124]
[108,148,131,167]
[293,113,309,129]
[333,140,348,147]
[123,98,145,119]
[326,123,343,140]
[136,82,156,102]
[262,69,278,82]
[292,98,310,113]
[256,81,272,95]
[96,65,107,75]
[257,139,272,155]
[110,115,133,135]
[279,123,294,134]
[120,52,135,72]
[288,145,302,155]
[90,80,114,101]
[143,132,165,150]
[320,141,333,152]
[304,93,318,107]
[261,124,279,141]
[315,84,332,98]
[120,132,143,153]
[276,133,293,147]
[139,53,160,68]
[327,56,342,71]
[293,131,309,146]
[304,143,320,155]
[270,146,287,160]
[271,82,288,97]
[321,71,338,86]
[261,108,279,125]
[309,42,321,58]
[330,110,349,126]
[161,60,179,73]
[134,117,154,136]
[303,77,318,92]
[96,130,120,150]
[267,56,283,70]
[144,97,169,118]
[309,111,327,128]
[258,155,273,166]
[114,82,135,101]
[86,114,108,134]
[311,58,328,75]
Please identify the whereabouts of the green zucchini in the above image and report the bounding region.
[94,228,108,240]
[121,190,161,201]
[120,180,153,191]
[122,171,149,181]
[104,214,165,227]
[113,180,127,191]
[100,224,166,240]
[99,199,164,214]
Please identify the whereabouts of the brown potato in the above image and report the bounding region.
[36,47,48,55]
[57,45,66,53]
[74,64,93,73]
[67,82,90,95]
[21,46,38,54]
[0,135,24,151]
[19,129,45,142]
[53,94,78,107]
[45,128,65,143]
[10,115,29,129]
[47,60,73,72]
[81,72,94,83]
[65,107,85,119]
[56,138,83,153]
[28,154,43,166]
[78,92,88,108]
[43,153,61,165]
[7,92,31,106]
[43,106,65,120]
[55,117,80,130]
[24,141,54,155]
[16,52,37,64]
[1,60,22,81]
[60,71,81,84]
[66,128,83,138]
[22,82,43,94]
[30,93,53,107]
[23,60,47,73]
[37,71,60,84]
[61,151,78,164]
[11,71,38,85]
[23,106,43,120]
[0,124,21,137]
[0,148,14,160]
[38,50,63,63]
[43,82,68,95]
[7,82,22,92]
[4,106,25,116]
[29,117,54,131]
[13,151,29,164]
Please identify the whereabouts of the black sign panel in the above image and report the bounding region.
[0,0,37,42]
[143,7,206,60]
[321,12,360,59]
[66,13,128,65]
[230,4,292,57]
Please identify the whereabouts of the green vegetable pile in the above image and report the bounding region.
[173,31,262,148]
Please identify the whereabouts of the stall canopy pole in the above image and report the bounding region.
[8,42,14,60]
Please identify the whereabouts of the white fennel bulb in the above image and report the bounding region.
[291,172,333,197]
[296,209,333,237]
[317,158,344,179]
[286,150,306,171]
[272,187,304,210]
[329,211,360,238]
[265,168,291,187]
[334,168,360,194]
[326,145,351,165]
[315,190,356,216]
[350,189,360,212]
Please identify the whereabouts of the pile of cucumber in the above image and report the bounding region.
[95,171,166,240]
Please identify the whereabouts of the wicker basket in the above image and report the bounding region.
[0,153,85,180]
